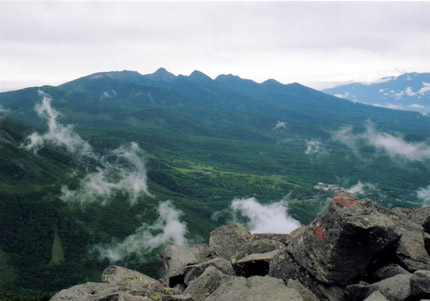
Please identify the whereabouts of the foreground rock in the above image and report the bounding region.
[205,275,303,301]
[209,222,251,260]
[160,244,210,286]
[51,193,430,301]
[287,193,400,285]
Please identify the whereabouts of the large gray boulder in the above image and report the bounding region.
[160,244,210,286]
[286,193,400,285]
[231,238,285,262]
[346,274,412,301]
[373,264,410,281]
[50,282,121,301]
[101,266,161,292]
[98,293,151,301]
[247,233,290,246]
[410,270,430,297]
[184,266,233,301]
[286,280,319,301]
[233,249,281,277]
[363,291,389,301]
[395,221,430,271]
[206,275,303,301]
[183,257,235,285]
[407,206,430,233]
[209,223,251,260]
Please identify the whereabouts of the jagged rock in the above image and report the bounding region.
[248,233,290,246]
[233,249,281,277]
[184,266,233,301]
[231,238,285,262]
[101,266,162,292]
[183,257,235,285]
[50,282,121,301]
[370,274,412,301]
[395,221,430,271]
[410,270,430,297]
[374,264,410,280]
[363,291,389,301]
[286,280,319,301]
[269,249,320,295]
[209,222,251,260]
[407,206,430,233]
[160,244,210,286]
[287,193,400,285]
[348,274,412,301]
[206,275,303,301]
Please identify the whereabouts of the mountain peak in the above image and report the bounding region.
[262,79,282,86]
[188,70,213,84]
[145,68,176,82]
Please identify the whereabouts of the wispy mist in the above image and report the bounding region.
[273,120,287,130]
[333,123,430,162]
[23,91,92,156]
[61,142,151,206]
[94,201,188,263]
[347,181,377,195]
[0,104,9,113]
[305,138,325,155]
[417,185,430,206]
[230,197,300,234]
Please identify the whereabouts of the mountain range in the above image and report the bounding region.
[1,68,430,298]
[323,72,430,114]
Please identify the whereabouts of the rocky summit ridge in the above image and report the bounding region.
[51,193,430,301]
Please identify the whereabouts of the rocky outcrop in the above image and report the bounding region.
[51,193,430,301]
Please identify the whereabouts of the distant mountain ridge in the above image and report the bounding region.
[323,72,430,114]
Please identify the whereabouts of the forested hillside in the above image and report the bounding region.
[1,69,430,297]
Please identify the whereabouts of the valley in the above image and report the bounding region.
[1,68,430,297]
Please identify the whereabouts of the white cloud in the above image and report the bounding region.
[384,102,402,109]
[409,104,425,109]
[418,82,430,95]
[61,142,151,206]
[333,123,430,161]
[272,120,287,130]
[2,2,430,88]
[23,90,92,156]
[421,112,429,117]
[347,181,377,195]
[417,185,430,206]
[230,197,300,234]
[405,86,416,96]
[94,201,188,263]
[305,138,325,155]
[334,92,349,98]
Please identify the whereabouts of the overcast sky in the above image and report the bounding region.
[1,1,430,91]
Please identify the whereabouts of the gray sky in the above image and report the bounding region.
[1,1,430,91]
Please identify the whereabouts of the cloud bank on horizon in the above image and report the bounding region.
[1,2,430,90]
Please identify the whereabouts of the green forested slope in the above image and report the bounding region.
[0,69,429,297]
